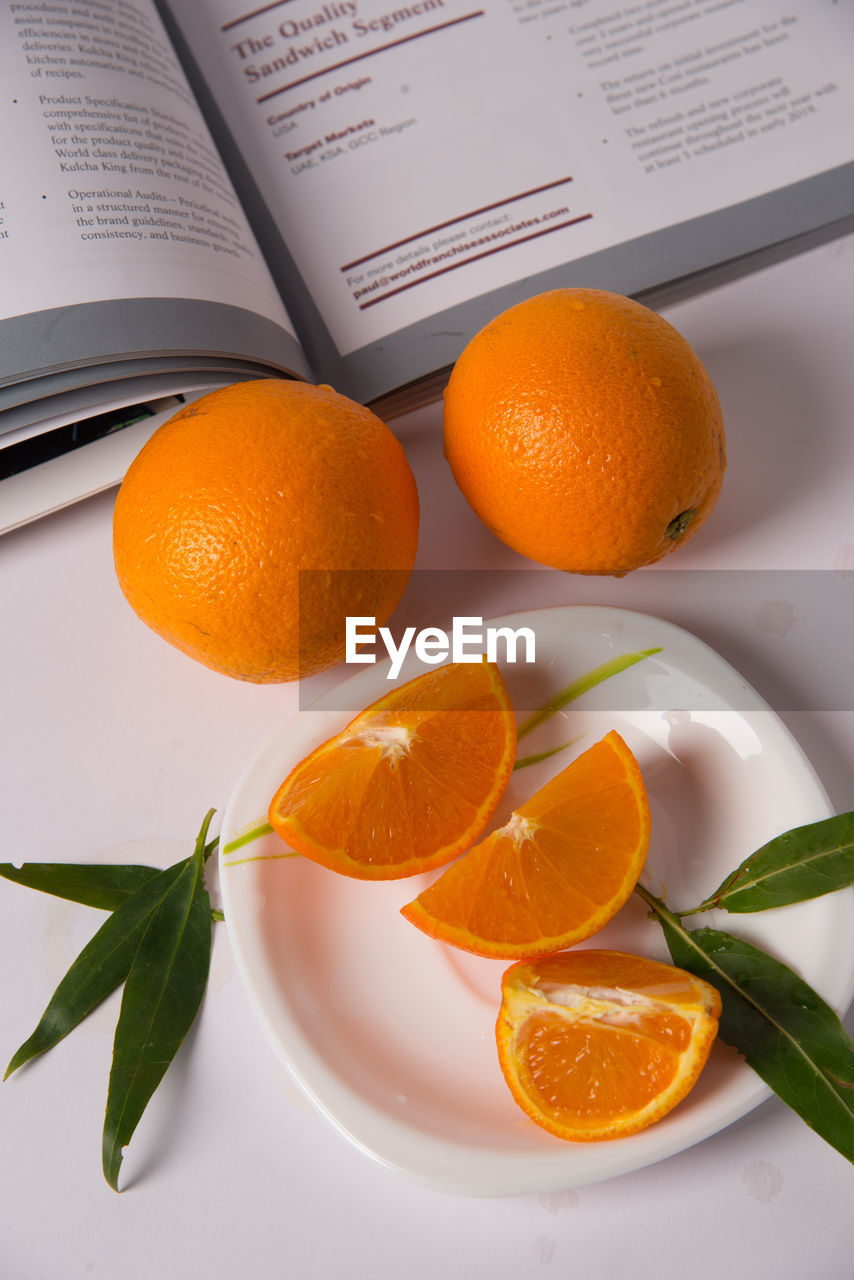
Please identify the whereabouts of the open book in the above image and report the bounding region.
[2,0,852,532]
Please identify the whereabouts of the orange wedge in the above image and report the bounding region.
[401,730,650,957]
[496,950,722,1142]
[267,660,516,879]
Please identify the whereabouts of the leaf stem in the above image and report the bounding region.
[633,880,682,925]
[513,738,581,770]
[221,822,273,855]
[516,647,662,740]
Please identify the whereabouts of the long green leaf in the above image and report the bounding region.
[4,859,189,1079]
[102,811,214,1192]
[0,862,160,911]
[685,812,854,915]
[637,883,854,1163]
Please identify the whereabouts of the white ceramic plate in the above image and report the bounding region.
[219,605,854,1196]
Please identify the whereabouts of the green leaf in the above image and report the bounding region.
[4,859,190,1079]
[637,883,854,1164]
[516,648,662,740]
[0,862,160,911]
[685,812,854,915]
[102,811,214,1192]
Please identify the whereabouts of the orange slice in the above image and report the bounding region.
[267,660,516,880]
[496,950,722,1142]
[401,730,650,957]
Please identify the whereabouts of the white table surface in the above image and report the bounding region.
[2,234,853,1279]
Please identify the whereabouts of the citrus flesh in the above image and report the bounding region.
[268,660,516,880]
[401,730,650,957]
[443,288,726,575]
[112,379,419,683]
[496,949,722,1141]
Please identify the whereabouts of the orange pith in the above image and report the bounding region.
[442,288,726,575]
[400,730,650,957]
[496,950,722,1142]
[267,660,516,880]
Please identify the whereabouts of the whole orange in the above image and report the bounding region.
[113,380,419,682]
[443,289,726,574]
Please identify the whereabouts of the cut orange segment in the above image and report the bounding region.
[401,730,650,957]
[496,950,722,1142]
[267,660,516,880]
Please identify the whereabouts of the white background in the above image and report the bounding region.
[1,230,853,1276]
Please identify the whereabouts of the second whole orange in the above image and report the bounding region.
[442,288,726,575]
[112,380,419,682]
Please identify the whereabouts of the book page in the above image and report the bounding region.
[0,0,293,333]
[161,0,853,358]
